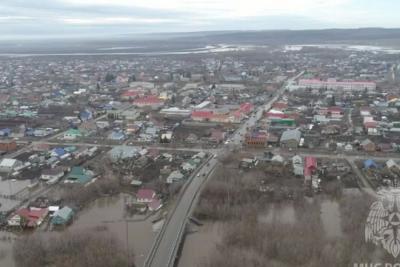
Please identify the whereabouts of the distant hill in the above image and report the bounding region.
[161,28,400,45]
[2,28,400,54]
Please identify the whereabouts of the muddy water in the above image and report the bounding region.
[0,232,16,267]
[178,222,224,267]
[178,198,343,267]
[258,198,343,238]
[69,193,158,267]
[320,199,342,239]
[0,194,158,267]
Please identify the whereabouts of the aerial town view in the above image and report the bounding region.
[2,1,400,267]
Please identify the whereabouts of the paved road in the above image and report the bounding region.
[145,156,218,267]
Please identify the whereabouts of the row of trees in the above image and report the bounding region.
[13,229,131,267]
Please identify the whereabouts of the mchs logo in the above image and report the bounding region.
[365,189,400,258]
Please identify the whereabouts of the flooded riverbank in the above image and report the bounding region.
[69,193,158,267]
[178,222,224,267]
[0,193,159,267]
[179,196,344,267]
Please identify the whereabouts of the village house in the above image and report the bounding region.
[292,155,304,176]
[51,206,74,226]
[133,95,165,109]
[167,170,184,184]
[65,166,94,184]
[245,130,268,147]
[8,207,49,228]
[41,167,65,183]
[280,129,301,148]
[361,139,376,152]
[0,158,22,173]
[0,139,17,152]
[136,189,157,203]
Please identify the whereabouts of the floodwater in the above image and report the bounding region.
[0,44,266,58]
[0,232,17,267]
[284,44,400,54]
[178,198,343,267]
[258,198,343,239]
[0,193,159,267]
[69,193,158,267]
[320,199,342,239]
[178,222,224,267]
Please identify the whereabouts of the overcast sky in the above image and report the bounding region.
[1,0,399,39]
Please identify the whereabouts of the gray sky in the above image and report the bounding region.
[1,0,400,39]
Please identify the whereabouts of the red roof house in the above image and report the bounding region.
[133,96,164,108]
[136,189,156,203]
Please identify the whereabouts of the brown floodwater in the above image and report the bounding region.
[179,198,344,267]
[69,193,158,267]
[0,232,17,267]
[178,222,224,267]
[0,193,158,267]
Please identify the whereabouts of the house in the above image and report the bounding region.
[120,89,144,100]
[65,167,94,184]
[133,96,164,109]
[305,156,317,172]
[8,207,49,228]
[51,147,67,158]
[51,206,74,226]
[0,158,22,173]
[209,129,225,144]
[361,139,376,152]
[0,139,17,152]
[239,158,258,169]
[386,160,400,172]
[181,160,197,172]
[160,131,173,143]
[136,189,156,203]
[364,159,378,169]
[108,130,125,141]
[245,130,268,147]
[0,128,11,137]
[148,199,163,212]
[271,155,284,163]
[79,109,93,122]
[63,128,84,140]
[32,143,50,152]
[108,146,139,161]
[364,121,379,135]
[79,121,97,135]
[280,129,301,148]
[191,110,213,122]
[327,106,344,119]
[292,155,304,176]
[377,143,393,152]
[41,167,65,182]
[167,170,184,184]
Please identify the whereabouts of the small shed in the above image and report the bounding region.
[51,207,74,226]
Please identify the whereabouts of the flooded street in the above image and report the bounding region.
[69,193,158,267]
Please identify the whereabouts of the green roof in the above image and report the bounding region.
[66,167,93,184]
[51,207,73,225]
[65,128,83,136]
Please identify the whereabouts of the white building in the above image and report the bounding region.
[167,170,184,184]
[0,158,23,173]
[298,79,376,92]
